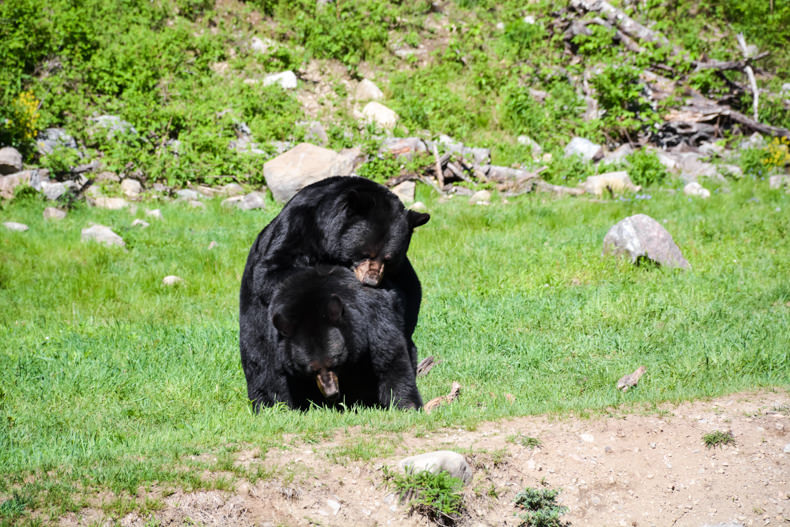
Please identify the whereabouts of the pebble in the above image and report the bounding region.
[3,221,29,232]
[43,207,66,220]
[162,275,184,286]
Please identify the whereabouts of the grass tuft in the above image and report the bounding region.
[703,430,736,449]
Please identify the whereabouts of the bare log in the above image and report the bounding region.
[736,33,760,121]
[693,51,770,72]
[570,0,670,48]
[535,180,586,196]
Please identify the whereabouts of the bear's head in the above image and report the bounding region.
[338,188,429,287]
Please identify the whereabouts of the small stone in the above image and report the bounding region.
[650,442,657,449]
[469,190,491,205]
[263,70,297,90]
[361,102,399,130]
[222,183,246,197]
[145,209,163,219]
[131,219,149,228]
[564,137,603,162]
[399,451,473,484]
[327,499,341,516]
[92,197,129,210]
[238,191,266,210]
[684,181,711,199]
[356,79,384,101]
[95,171,120,183]
[120,178,142,198]
[175,188,200,201]
[43,207,67,221]
[162,275,184,286]
[81,224,125,247]
[580,433,594,443]
[410,201,428,213]
[783,443,790,454]
[3,221,28,232]
[0,147,23,175]
[221,196,244,208]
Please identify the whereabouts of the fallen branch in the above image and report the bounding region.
[692,51,770,72]
[423,382,462,413]
[570,0,670,48]
[736,32,760,121]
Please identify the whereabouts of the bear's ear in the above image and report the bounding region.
[272,313,294,337]
[326,294,344,324]
[346,189,376,214]
[407,210,430,229]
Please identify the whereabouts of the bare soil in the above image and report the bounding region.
[61,390,789,527]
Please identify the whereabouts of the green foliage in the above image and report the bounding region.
[626,149,668,187]
[572,24,617,60]
[39,146,83,179]
[740,147,770,178]
[356,155,402,184]
[514,487,568,527]
[383,467,465,526]
[507,434,542,448]
[591,65,657,141]
[0,90,40,157]
[541,153,594,186]
[703,430,735,448]
[500,18,548,61]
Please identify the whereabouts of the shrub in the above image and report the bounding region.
[626,149,669,187]
[514,487,568,527]
[383,467,465,527]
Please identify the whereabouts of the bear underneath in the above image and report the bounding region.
[247,266,422,411]
[240,176,429,410]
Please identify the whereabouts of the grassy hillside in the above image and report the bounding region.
[1,0,789,184]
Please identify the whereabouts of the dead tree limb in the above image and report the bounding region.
[693,51,770,72]
[570,0,670,48]
[736,32,760,121]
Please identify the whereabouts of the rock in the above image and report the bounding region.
[1,171,32,199]
[581,171,640,196]
[221,196,244,208]
[0,147,23,175]
[601,144,634,165]
[238,191,266,210]
[603,214,690,269]
[433,135,491,165]
[361,102,399,130]
[131,219,149,228]
[263,70,297,89]
[3,221,28,232]
[337,147,366,173]
[580,433,594,443]
[95,171,120,183]
[684,181,711,199]
[43,207,67,221]
[469,189,491,205]
[91,197,129,210]
[250,36,275,54]
[81,224,125,247]
[36,128,79,157]
[718,164,743,179]
[301,121,328,146]
[654,150,678,171]
[162,275,184,286]
[40,181,68,201]
[784,443,790,454]
[175,188,201,201]
[120,178,142,198]
[326,499,341,516]
[380,137,427,160]
[517,135,543,156]
[221,183,245,197]
[146,209,163,219]
[356,79,384,101]
[399,451,473,484]
[187,200,205,208]
[263,143,354,203]
[698,141,725,157]
[564,137,603,162]
[410,201,428,213]
[90,115,137,138]
[391,181,415,204]
[769,175,790,190]
[195,185,218,198]
[675,152,720,182]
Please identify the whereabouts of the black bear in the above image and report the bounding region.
[239,176,429,410]
[249,266,422,410]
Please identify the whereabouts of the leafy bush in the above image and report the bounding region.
[626,149,669,187]
[0,90,40,156]
[591,65,658,141]
[383,467,465,526]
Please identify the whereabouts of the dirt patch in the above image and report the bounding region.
[62,390,789,527]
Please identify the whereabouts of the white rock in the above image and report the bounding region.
[221,196,244,208]
[41,181,68,201]
[684,181,711,199]
[603,213,689,269]
[81,224,125,247]
[3,221,28,232]
[564,137,603,162]
[131,219,149,228]
[43,207,66,220]
[175,188,201,201]
[399,451,473,484]
[92,197,129,210]
[250,36,275,54]
[0,147,23,175]
[580,433,595,443]
[581,171,640,195]
[769,175,790,190]
[120,178,142,197]
[410,201,428,213]
[355,79,384,101]
[221,183,245,197]
[783,443,790,454]
[361,102,399,130]
[327,499,341,516]
[263,71,297,90]
[162,275,184,286]
[145,209,163,219]
[392,181,415,204]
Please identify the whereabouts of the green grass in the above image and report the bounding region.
[703,430,736,449]
[1,179,789,522]
[383,466,465,526]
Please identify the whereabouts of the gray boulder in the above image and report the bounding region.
[175,188,201,201]
[237,191,266,210]
[263,143,354,203]
[398,451,473,484]
[564,137,603,162]
[263,71,297,90]
[0,147,23,175]
[0,170,47,199]
[603,214,689,269]
[360,102,399,130]
[43,207,67,221]
[683,181,711,199]
[355,79,384,101]
[41,181,68,201]
[81,224,125,247]
[769,175,790,190]
[121,178,142,198]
